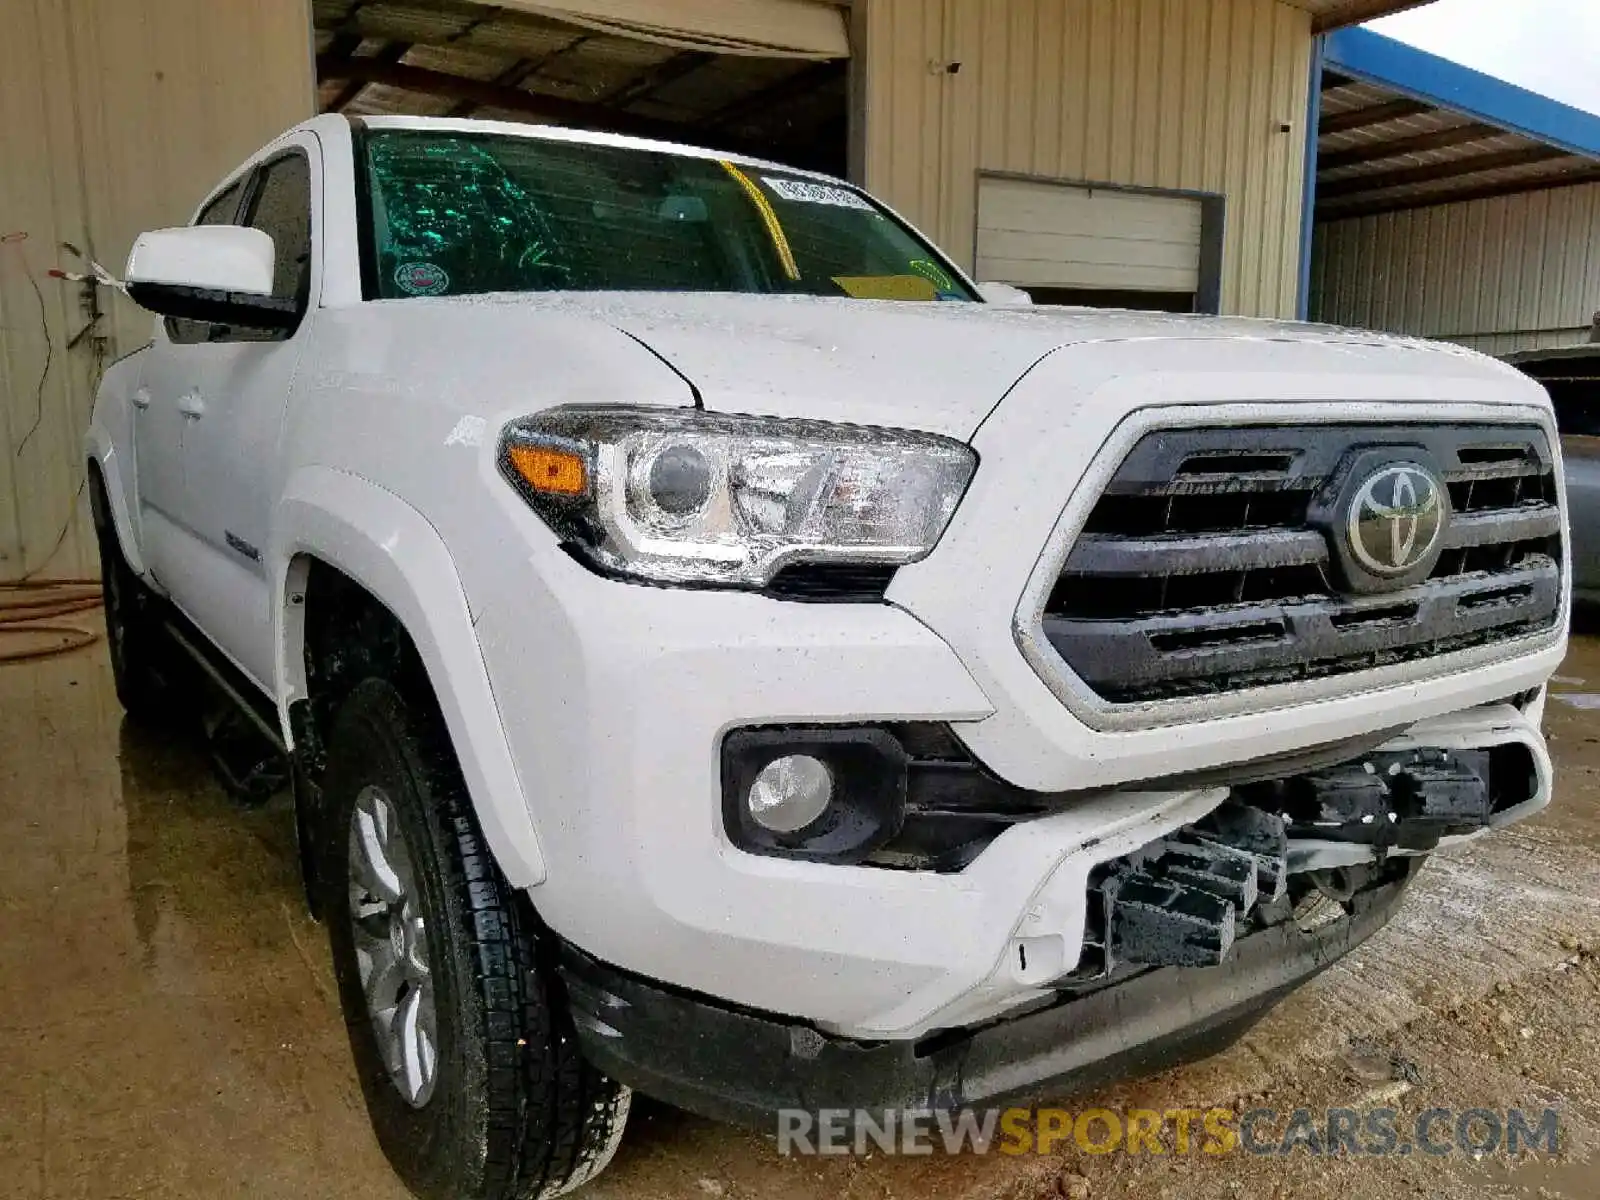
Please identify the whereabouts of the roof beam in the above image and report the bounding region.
[1318,162,1600,220]
[323,32,363,62]
[700,59,847,131]
[324,41,412,112]
[1319,97,1432,136]
[1318,122,1503,171]
[444,47,560,118]
[1318,145,1580,201]
[316,53,688,139]
[601,50,717,109]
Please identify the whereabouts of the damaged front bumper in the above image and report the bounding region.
[559,699,1546,1083]
[560,866,1415,1129]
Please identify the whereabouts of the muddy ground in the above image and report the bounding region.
[2,636,1599,1199]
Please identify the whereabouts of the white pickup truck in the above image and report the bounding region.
[89,114,1567,1199]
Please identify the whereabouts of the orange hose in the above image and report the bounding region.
[0,579,104,665]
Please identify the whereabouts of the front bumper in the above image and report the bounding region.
[474,538,1552,1039]
[560,867,1414,1128]
[465,355,1562,1042]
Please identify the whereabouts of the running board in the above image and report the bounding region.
[162,620,287,754]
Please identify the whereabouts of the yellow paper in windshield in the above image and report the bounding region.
[832,274,940,302]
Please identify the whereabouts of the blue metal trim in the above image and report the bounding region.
[1298,36,1325,321]
[1324,27,1600,160]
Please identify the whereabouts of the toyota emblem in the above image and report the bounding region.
[1345,462,1447,577]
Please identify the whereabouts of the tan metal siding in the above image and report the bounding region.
[861,0,1314,319]
[0,0,314,580]
[0,0,98,581]
[1311,182,1600,354]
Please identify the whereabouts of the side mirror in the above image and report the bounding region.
[125,226,297,329]
[976,281,1035,307]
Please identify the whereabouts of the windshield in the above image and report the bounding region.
[359,130,976,303]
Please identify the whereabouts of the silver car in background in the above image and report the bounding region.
[1508,329,1600,604]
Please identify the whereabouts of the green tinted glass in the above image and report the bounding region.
[361,130,975,303]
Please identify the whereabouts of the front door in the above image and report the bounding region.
[171,145,318,690]
[133,177,249,602]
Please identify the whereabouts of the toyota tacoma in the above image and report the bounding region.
[87,114,1568,1199]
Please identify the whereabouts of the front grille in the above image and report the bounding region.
[1044,424,1563,704]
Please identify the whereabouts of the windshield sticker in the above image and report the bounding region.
[908,258,957,294]
[762,177,875,211]
[395,261,450,296]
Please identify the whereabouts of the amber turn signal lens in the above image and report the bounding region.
[508,444,589,497]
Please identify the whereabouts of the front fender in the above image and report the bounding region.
[273,466,547,887]
[84,426,146,575]
[84,350,150,577]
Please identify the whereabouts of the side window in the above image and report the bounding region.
[199,182,245,226]
[165,179,247,344]
[212,152,314,344]
[245,154,312,305]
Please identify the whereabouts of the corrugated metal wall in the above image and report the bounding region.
[1311,182,1600,356]
[0,0,313,581]
[860,0,1314,318]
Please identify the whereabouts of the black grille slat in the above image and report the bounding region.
[1046,423,1563,704]
[1067,529,1329,577]
[1442,504,1561,549]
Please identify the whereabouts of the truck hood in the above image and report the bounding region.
[456,291,1507,440]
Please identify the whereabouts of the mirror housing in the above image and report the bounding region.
[975,281,1035,307]
[125,225,297,329]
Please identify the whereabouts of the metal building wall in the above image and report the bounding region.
[1311,183,1600,356]
[859,0,1314,319]
[0,0,313,581]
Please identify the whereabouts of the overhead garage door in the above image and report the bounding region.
[976,175,1214,312]
[504,0,849,57]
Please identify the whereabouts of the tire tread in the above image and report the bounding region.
[325,678,627,1200]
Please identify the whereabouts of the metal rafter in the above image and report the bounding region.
[1318,122,1504,172]
[600,50,717,109]
[1318,145,1580,201]
[1319,97,1432,136]
[444,34,589,118]
[701,59,846,131]
[316,53,689,139]
[1319,162,1600,220]
[326,41,413,113]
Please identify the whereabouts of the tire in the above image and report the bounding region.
[90,476,177,723]
[319,677,630,1200]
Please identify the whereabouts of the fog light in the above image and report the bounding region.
[747,755,833,833]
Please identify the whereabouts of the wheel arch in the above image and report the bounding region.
[272,465,548,888]
[84,429,146,576]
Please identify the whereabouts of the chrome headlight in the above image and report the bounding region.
[499,407,976,588]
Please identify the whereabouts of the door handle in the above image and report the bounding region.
[130,387,151,410]
[178,390,206,420]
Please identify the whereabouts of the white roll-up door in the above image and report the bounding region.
[976,176,1204,296]
[503,0,849,58]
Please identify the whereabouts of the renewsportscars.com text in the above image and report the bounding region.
[776,1106,1560,1159]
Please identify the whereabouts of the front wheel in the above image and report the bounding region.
[319,678,629,1200]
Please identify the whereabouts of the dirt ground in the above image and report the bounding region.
[2,634,1599,1199]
